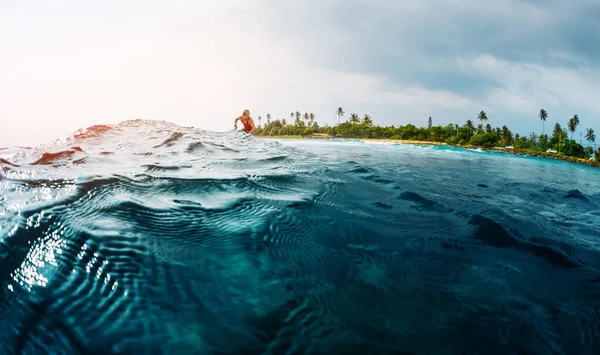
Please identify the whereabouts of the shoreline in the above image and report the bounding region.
[259,136,599,169]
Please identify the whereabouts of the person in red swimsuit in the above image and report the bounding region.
[234,109,256,135]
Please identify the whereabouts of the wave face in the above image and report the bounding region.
[2,120,600,354]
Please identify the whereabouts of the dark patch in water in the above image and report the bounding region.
[469,214,583,268]
[550,218,577,228]
[523,243,583,269]
[347,166,370,174]
[397,192,452,213]
[363,175,395,185]
[373,202,393,209]
[153,132,184,148]
[286,199,314,209]
[440,241,465,252]
[100,151,113,155]
[414,236,474,253]
[173,199,202,207]
[143,164,182,172]
[185,141,206,153]
[469,214,518,248]
[564,189,590,201]
[477,184,488,188]
[260,155,288,162]
[208,142,239,152]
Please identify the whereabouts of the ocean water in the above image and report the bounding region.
[1,120,600,355]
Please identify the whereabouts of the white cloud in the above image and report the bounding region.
[458,54,600,116]
[450,54,600,136]
[377,87,477,110]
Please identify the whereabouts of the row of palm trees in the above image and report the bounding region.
[344,106,594,149]
[335,107,374,126]
[257,108,375,128]
[467,109,596,149]
[257,106,597,150]
[256,112,317,128]
[538,109,595,147]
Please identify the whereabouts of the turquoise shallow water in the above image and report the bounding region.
[1,120,600,354]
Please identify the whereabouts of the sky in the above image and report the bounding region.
[1,0,599,147]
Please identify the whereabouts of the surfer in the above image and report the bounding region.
[234,109,256,135]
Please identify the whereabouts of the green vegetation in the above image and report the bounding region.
[255,108,599,166]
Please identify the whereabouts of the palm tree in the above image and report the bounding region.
[282,119,287,126]
[309,113,315,126]
[553,123,562,137]
[465,120,475,135]
[290,112,294,122]
[586,128,596,149]
[336,107,344,125]
[362,114,373,127]
[258,116,262,128]
[568,114,579,140]
[530,132,538,146]
[539,109,548,135]
[266,113,271,125]
[476,124,484,135]
[349,113,360,124]
[455,124,460,136]
[539,134,549,148]
[553,123,565,153]
[502,125,513,146]
[428,117,432,129]
[303,112,309,125]
[477,111,488,124]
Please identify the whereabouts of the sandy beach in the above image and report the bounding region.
[260,136,599,168]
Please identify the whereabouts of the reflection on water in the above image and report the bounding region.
[1,120,600,354]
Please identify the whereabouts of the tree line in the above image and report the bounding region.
[254,107,598,162]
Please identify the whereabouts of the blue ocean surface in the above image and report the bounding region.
[1,120,600,354]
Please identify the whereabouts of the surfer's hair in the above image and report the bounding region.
[242,109,250,115]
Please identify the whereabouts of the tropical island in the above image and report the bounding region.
[254,108,600,168]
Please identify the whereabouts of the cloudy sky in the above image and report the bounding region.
[1,0,599,147]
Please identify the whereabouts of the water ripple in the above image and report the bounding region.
[1,120,600,354]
